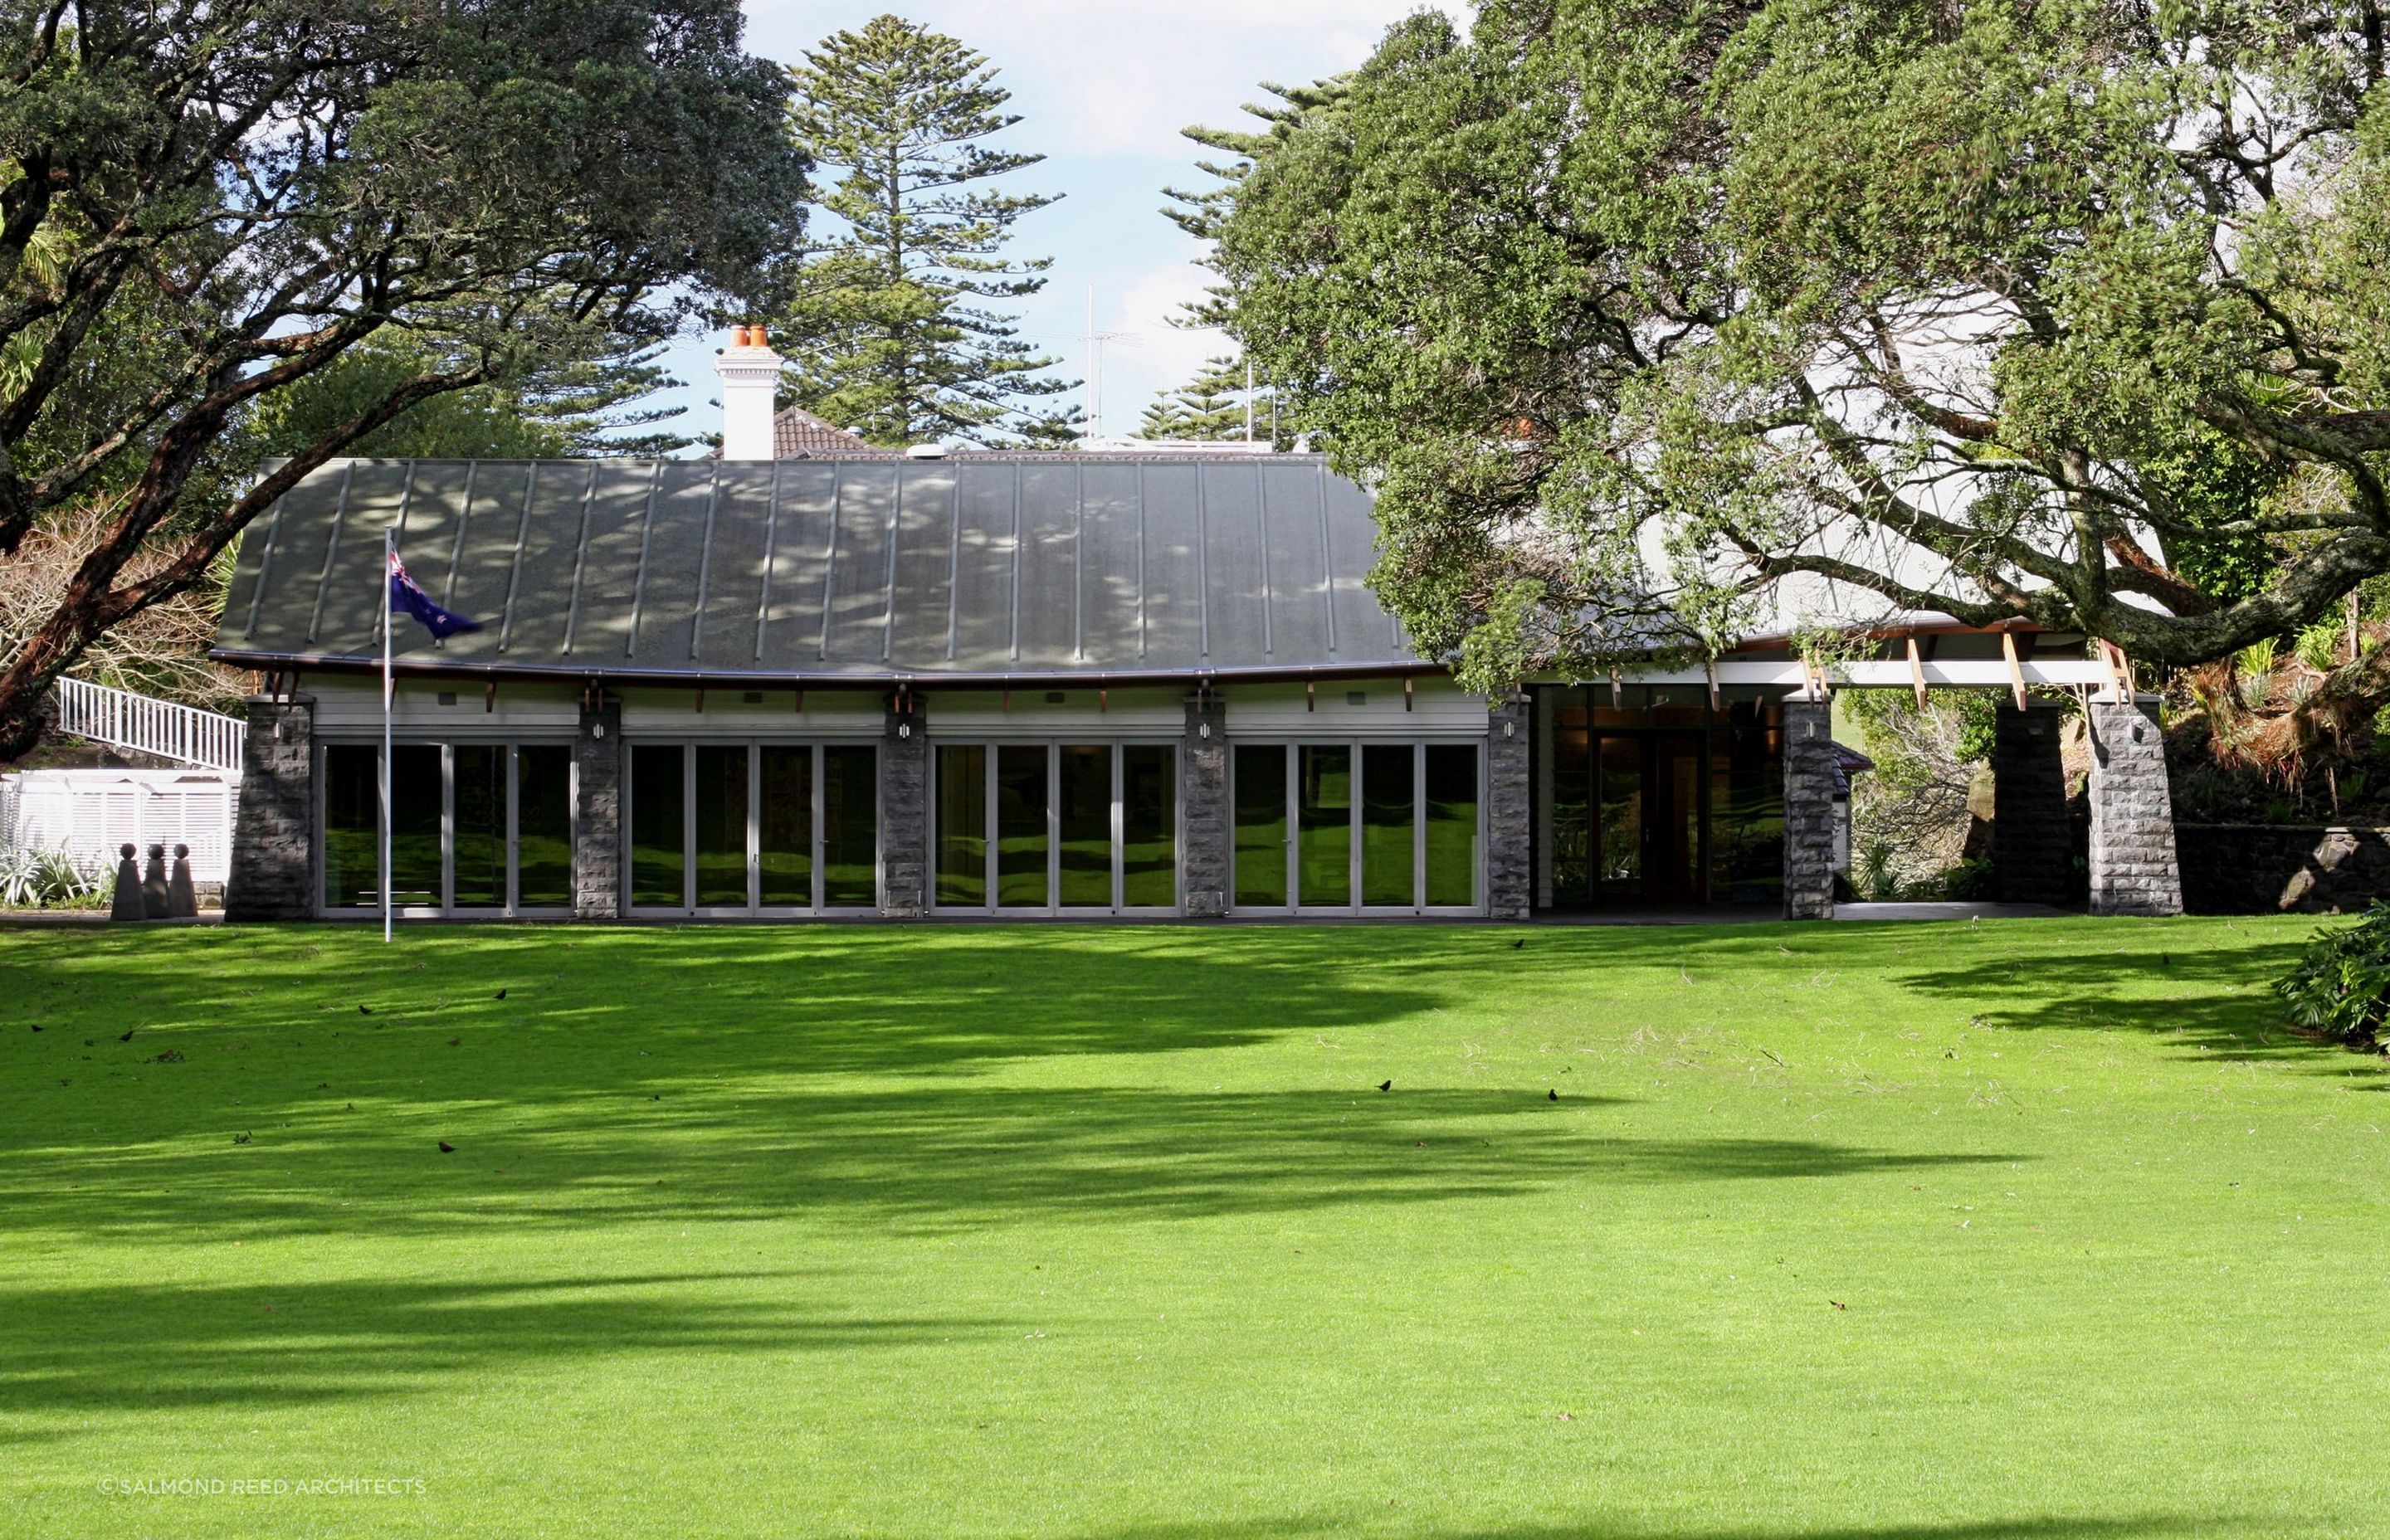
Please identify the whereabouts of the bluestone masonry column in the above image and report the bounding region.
[1992,699,2074,905]
[573,693,622,919]
[1782,697,1837,919]
[1181,692,1228,917]
[225,691,315,921]
[1486,692,1532,919]
[2087,694,2183,916]
[880,694,929,918]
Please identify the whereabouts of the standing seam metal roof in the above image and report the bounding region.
[215,456,1423,682]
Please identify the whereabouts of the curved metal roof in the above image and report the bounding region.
[213,456,1424,685]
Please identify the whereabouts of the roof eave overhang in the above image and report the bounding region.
[208,648,1450,692]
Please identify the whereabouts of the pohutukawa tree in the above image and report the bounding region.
[1194,2,2390,733]
[0,0,808,758]
[777,15,1075,447]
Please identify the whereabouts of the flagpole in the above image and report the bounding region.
[382,529,393,944]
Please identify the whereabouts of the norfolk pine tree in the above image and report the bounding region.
[778,16,1074,447]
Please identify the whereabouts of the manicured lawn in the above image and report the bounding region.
[2,916,2384,1538]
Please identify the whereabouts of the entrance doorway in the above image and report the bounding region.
[1540,690,1785,910]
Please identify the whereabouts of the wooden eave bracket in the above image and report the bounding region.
[1906,635,1928,710]
[2000,631,2028,711]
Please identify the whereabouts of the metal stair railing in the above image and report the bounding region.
[51,676,244,772]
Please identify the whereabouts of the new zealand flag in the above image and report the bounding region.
[388,548,483,641]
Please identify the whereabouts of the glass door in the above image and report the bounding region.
[319,741,575,916]
[1230,741,1482,914]
[625,742,877,915]
[932,742,1179,914]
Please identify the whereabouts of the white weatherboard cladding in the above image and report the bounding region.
[1222,679,1490,738]
[923,688,1183,734]
[311,679,580,734]
[616,686,881,738]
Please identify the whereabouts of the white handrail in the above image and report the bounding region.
[51,676,244,772]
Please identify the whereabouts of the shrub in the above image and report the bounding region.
[0,845,111,909]
[2274,904,2390,1050]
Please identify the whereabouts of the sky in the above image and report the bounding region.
[643,1,1470,448]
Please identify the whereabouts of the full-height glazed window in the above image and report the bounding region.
[1422,745,1479,907]
[758,746,812,906]
[692,746,749,908]
[1298,745,1352,908]
[322,744,379,909]
[1121,745,1176,909]
[388,744,442,908]
[628,742,878,913]
[936,745,988,907]
[931,742,1178,912]
[1057,745,1112,908]
[1233,742,1483,914]
[995,744,1049,908]
[517,747,573,907]
[320,741,575,915]
[1360,744,1414,907]
[629,744,686,908]
[821,744,879,908]
[1233,744,1288,908]
[453,745,507,908]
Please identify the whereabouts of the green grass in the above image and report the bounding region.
[2,916,2385,1539]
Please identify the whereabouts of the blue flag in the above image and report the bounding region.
[388,548,483,641]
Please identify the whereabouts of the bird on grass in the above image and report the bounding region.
[495,989,507,1001]
[28,1024,41,1033]
[358,1005,373,1015]
[1549,1089,1559,1101]
[232,1132,251,1145]
[437,1141,456,1154]
[1510,938,1524,949]
[446,1037,461,1047]
[117,1029,134,1042]
[1377,1079,1393,1092]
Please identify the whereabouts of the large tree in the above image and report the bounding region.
[0,0,807,758]
[1195,2,2390,720]
[775,14,1074,447]
[1137,354,1260,442]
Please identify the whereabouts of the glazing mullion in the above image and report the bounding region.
[1112,743,1124,912]
[440,743,455,914]
[682,743,696,913]
[983,742,998,908]
[1285,743,1298,911]
[747,742,761,912]
[505,743,519,917]
[1413,742,1427,914]
[812,743,827,912]
[1046,743,1060,912]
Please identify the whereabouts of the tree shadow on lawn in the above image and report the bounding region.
[4,924,1516,1081]
[1080,1516,2242,1540]
[1874,931,2336,1066]
[0,1085,2017,1243]
[0,1270,984,1436]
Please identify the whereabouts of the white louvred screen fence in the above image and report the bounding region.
[2,771,237,884]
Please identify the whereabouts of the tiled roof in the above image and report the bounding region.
[772,406,886,459]
[215,456,1420,685]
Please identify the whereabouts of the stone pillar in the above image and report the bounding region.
[1181,693,1229,917]
[2087,695,2183,916]
[1782,698,1837,919]
[880,696,929,918]
[225,693,315,921]
[1992,699,2074,905]
[573,694,622,919]
[1486,693,1532,919]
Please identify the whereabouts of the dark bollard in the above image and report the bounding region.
[141,843,170,919]
[167,844,198,919]
[110,843,145,922]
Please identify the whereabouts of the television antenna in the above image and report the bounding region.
[1080,285,1138,439]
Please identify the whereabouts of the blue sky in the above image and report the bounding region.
[644,1,1468,447]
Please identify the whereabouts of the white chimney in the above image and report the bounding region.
[715,324,781,461]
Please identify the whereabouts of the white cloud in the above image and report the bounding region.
[745,1,1471,161]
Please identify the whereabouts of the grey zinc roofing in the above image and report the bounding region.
[216,456,1427,684]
